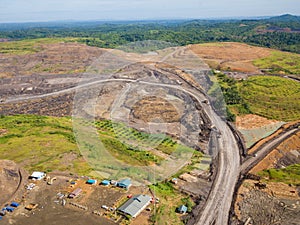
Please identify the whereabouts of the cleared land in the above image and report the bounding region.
[1,40,299,78]
[253,51,300,75]
[190,42,272,73]
[0,38,104,77]
[234,130,300,224]
[235,114,285,148]
[0,38,78,55]
[235,114,280,130]
[190,42,300,75]
[251,130,300,184]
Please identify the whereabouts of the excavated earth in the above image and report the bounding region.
[0,160,21,204]
[233,127,300,224]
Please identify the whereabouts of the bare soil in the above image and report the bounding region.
[234,180,300,225]
[235,114,279,130]
[248,121,300,155]
[190,42,272,73]
[132,96,181,123]
[3,173,153,225]
[234,126,300,224]
[0,160,20,204]
[0,43,105,77]
[250,131,300,174]
[0,44,215,224]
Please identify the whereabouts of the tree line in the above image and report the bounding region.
[0,15,299,53]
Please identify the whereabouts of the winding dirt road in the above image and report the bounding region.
[1,76,241,225]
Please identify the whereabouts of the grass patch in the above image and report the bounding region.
[150,181,175,197]
[238,76,300,121]
[93,119,197,167]
[258,164,300,185]
[253,51,300,75]
[99,136,162,166]
[0,114,91,175]
[0,38,80,55]
[149,181,187,225]
[95,119,192,155]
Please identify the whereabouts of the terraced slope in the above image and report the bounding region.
[238,76,300,121]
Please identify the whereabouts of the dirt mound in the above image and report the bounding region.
[235,114,279,130]
[0,160,20,204]
[190,42,272,72]
[132,96,180,123]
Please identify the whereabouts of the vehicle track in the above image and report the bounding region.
[2,77,241,225]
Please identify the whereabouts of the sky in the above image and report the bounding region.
[0,0,300,23]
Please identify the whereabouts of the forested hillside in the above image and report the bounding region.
[0,14,299,53]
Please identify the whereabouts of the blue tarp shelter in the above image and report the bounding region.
[11,202,20,208]
[101,180,110,186]
[117,178,132,189]
[177,205,188,214]
[6,207,15,212]
[86,179,97,185]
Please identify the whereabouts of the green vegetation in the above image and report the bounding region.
[253,51,300,75]
[209,72,252,121]
[150,181,175,196]
[172,151,204,178]
[99,137,162,166]
[0,38,79,54]
[238,76,300,121]
[258,164,300,185]
[0,15,299,53]
[210,73,300,122]
[149,181,192,225]
[180,197,195,213]
[95,119,192,156]
[0,115,197,178]
[0,114,92,174]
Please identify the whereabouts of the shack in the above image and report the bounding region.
[86,179,97,185]
[176,205,188,214]
[68,188,82,198]
[10,202,20,208]
[5,207,15,212]
[29,171,46,180]
[117,178,132,190]
[101,180,110,186]
[118,194,151,218]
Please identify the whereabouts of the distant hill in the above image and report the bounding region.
[266,14,300,22]
[0,14,299,54]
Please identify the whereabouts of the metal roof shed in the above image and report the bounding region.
[86,179,97,185]
[177,205,188,214]
[118,194,151,218]
[68,188,82,198]
[11,202,20,208]
[6,207,15,212]
[117,178,132,189]
[101,180,110,186]
[29,172,46,180]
